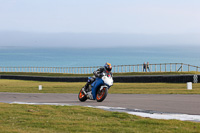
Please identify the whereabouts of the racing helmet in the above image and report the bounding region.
[104,62,112,72]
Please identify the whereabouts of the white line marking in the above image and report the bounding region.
[10,102,200,122]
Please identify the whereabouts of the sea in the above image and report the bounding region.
[0,46,200,68]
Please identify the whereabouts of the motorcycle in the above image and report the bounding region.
[78,73,113,102]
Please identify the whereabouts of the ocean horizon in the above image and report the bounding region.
[0,46,200,68]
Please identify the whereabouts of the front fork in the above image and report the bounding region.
[82,88,87,95]
[82,86,93,100]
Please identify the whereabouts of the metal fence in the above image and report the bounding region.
[0,63,199,74]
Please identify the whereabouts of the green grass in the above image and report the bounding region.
[0,103,200,133]
[0,71,200,77]
[0,72,92,77]
[114,71,200,76]
[0,79,200,94]
[1,79,200,132]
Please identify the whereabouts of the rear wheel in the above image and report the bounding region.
[78,88,87,102]
[96,87,108,102]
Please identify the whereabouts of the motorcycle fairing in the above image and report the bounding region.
[91,77,104,100]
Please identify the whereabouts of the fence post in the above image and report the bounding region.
[175,63,177,72]
[117,66,119,73]
[155,64,157,72]
[160,64,162,72]
[188,64,190,72]
[137,65,139,72]
[181,63,183,72]
[150,64,152,72]
[170,64,172,72]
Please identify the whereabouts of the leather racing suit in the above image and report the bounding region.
[84,67,113,90]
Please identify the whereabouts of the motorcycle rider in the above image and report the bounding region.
[82,62,113,94]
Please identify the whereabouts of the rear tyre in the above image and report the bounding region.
[96,87,108,102]
[78,89,87,102]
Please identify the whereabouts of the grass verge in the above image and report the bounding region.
[0,71,200,77]
[0,103,199,133]
[0,79,200,94]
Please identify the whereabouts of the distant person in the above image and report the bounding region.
[143,62,146,72]
[147,62,150,72]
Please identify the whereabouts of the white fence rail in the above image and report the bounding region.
[0,63,199,74]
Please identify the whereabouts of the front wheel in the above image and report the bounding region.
[78,88,87,102]
[96,87,108,102]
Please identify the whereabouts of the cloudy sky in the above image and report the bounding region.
[0,0,200,47]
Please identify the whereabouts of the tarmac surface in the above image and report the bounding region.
[0,92,200,115]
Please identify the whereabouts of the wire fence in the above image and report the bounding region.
[0,63,199,74]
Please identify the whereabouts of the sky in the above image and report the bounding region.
[0,0,200,47]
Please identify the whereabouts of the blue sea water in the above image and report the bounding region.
[0,46,200,68]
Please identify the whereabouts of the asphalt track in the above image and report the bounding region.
[0,92,200,115]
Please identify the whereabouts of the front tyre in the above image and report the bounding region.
[78,88,87,102]
[96,87,108,102]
